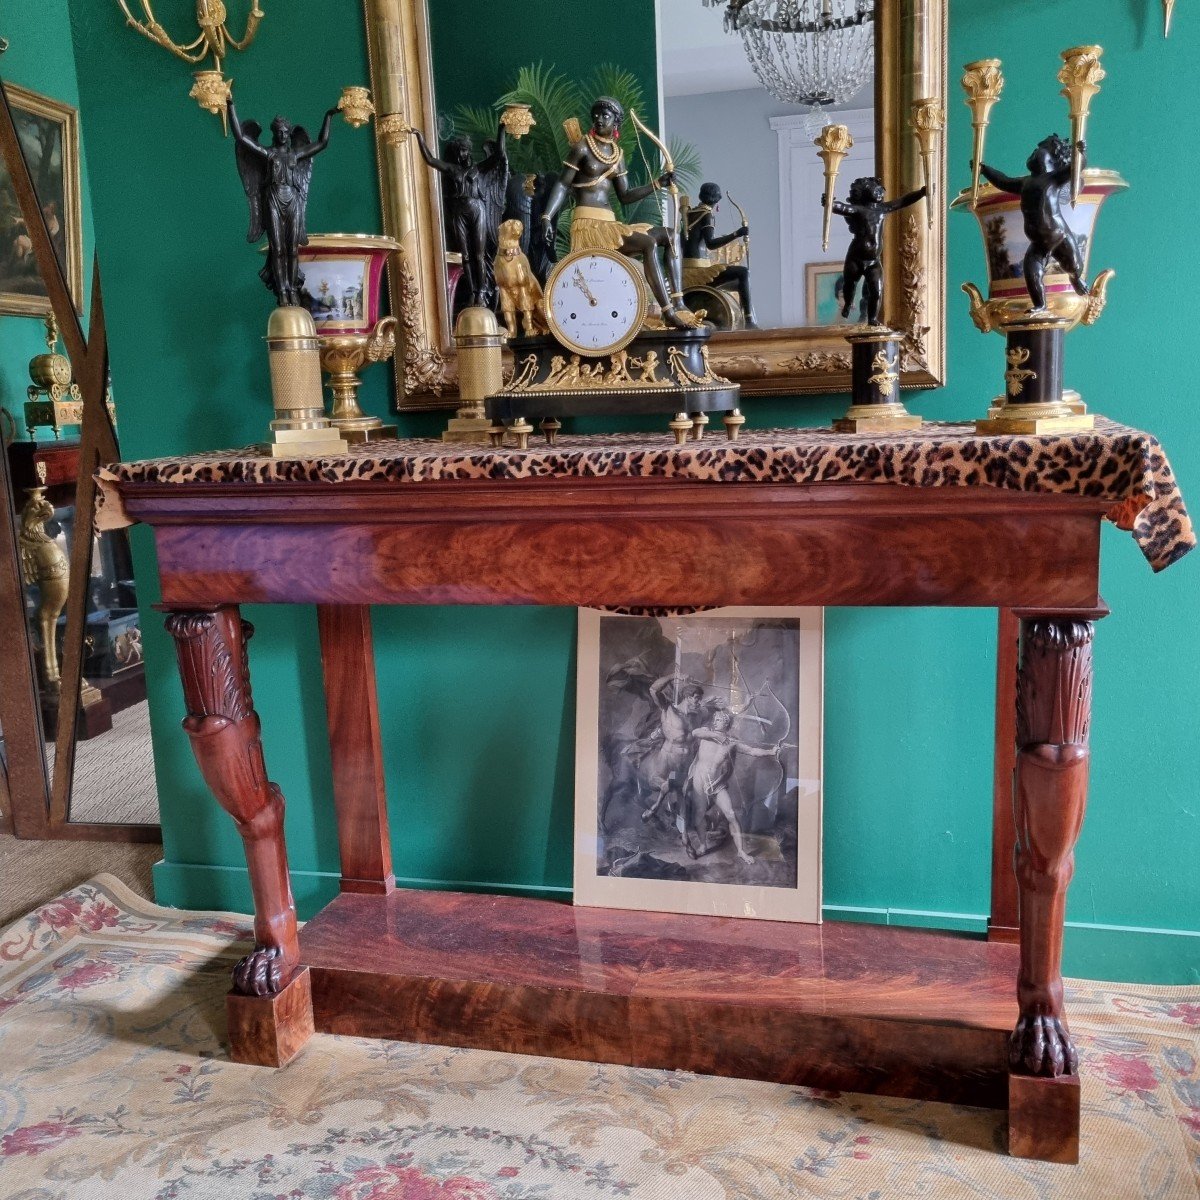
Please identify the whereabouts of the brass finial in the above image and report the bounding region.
[814,124,854,252]
[1058,46,1105,207]
[962,59,1004,209]
[910,97,945,229]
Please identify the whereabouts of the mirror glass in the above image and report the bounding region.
[0,69,159,829]
[425,0,879,339]
[658,0,875,331]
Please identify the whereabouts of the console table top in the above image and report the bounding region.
[99,419,1192,572]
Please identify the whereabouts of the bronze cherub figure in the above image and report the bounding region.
[228,96,338,307]
[823,175,927,327]
[975,133,1089,313]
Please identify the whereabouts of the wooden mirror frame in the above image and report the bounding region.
[364,0,946,409]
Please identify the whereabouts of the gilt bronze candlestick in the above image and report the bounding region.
[955,46,1123,433]
[962,59,1004,209]
[1057,46,1105,206]
[833,330,921,434]
[815,124,853,252]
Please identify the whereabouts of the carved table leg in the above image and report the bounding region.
[165,609,303,1000]
[1010,617,1093,1080]
[1006,617,1093,1162]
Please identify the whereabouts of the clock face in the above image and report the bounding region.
[545,250,648,357]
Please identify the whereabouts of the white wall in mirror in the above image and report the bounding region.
[773,107,874,326]
[657,0,875,331]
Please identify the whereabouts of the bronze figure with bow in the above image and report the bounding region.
[539,96,699,329]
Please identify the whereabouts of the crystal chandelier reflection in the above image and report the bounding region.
[703,0,875,109]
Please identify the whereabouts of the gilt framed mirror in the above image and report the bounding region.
[364,0,946,408]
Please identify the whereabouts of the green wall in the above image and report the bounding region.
[0,0,96,439]
[63,1,1199,982]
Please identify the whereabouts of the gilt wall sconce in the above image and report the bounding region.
[115,1,265,129]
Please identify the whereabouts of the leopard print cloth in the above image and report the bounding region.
[98,418,1193,572]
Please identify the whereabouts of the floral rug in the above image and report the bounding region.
[1,876,1197,1200]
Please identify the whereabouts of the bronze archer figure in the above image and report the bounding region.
[229,97,338,307]
[682,182,755,328]
[540,96,693,329]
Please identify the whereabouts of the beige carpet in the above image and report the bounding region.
[1,876,1198,1198]
[45,700,160,826]
[0,829,159,926]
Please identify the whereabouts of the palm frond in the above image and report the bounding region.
[496,61,585,176]
[668,135,703,192]
[585,64,647,121]
[449,103,500,147]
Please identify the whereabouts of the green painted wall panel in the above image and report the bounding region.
[58,0,1199,983]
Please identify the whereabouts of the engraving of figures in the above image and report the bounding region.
[593,614,809,889]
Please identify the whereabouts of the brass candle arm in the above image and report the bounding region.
[1058,45,1105,207]
[814,124,854,253]
[910,97,945,230]
[961,59,1004,210]
[117,0,264,127]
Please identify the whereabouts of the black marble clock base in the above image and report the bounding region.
[486,327,742,443]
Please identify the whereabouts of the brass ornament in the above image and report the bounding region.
[814,123,854,252]
[961,59,1004,209]
[24,313,116,438]
[260,306,347,458]
[1058,46,1105,206]
[1004,346,1037,397]
[500,103,536,139]
[337,86,376,129]
[189,69,232,123]
[319,318,398,434]
[868,349,899,398]
[1164,0,1177,35]
[117,0,264,127]
[898,213,929,368]
[494,219,547,338]
[505,342,729,396]
[445,306,504,444]
[910,97,945,229]
[18,487,70,689]
[377,113,413,148]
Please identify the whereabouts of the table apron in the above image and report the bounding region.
[152,511,1103,610]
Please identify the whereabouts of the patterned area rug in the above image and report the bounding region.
[1,877,1198,1200]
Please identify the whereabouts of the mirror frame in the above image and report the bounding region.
[364,0,946,409]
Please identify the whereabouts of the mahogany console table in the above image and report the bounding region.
[100,421,1193,1165]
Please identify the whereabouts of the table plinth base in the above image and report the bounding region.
[217,888,1083,1160]
[1008,1071,1081,1163]
[226,966,314,1067]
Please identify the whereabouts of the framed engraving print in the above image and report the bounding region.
[0,83,83,316]
[575,607,823,923]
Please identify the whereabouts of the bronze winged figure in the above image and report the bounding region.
[228,95,337,306]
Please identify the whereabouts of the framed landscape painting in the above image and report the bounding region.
[574,607,824,924]
[805,261,868,327]
[0,82,83,316]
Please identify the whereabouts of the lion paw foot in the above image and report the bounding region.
[233,945,283,997]
[1009,1013,1078,1078]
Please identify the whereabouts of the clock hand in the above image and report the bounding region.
[572,267,599,306]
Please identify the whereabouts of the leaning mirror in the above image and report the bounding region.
[0,65,159,838]
[365,0,945,407]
